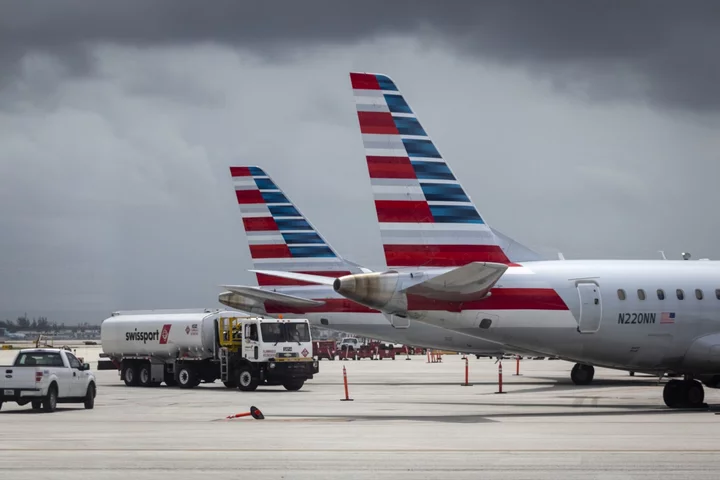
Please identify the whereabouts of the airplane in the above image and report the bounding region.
[216,165,547,359]
[252,71,720,409]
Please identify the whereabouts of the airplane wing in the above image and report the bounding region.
[247,270,337,286]
[221,285,326,307]
[404,262,508,302]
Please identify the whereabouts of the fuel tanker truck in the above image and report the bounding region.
[100,309,319,391]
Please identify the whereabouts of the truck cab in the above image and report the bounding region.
[214,317,318,392]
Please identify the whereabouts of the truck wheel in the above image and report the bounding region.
[31,400,42,410]
[223,381,238,389]
[283,380,305,391]
[237,367,259,392]
[84,383,96,409]
[123,365,138,386]
[42,384,58,413]
[138,365,153,387]
[176,366,197,389]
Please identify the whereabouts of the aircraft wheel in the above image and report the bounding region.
[663,379,684,408]
[663,379,706,408]
[570,364,595,385]
[685,380,705,407]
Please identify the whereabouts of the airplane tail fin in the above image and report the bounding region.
[230,166,359,286]
[349,72,511,269]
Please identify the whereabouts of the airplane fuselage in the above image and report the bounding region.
[400,260,720,375]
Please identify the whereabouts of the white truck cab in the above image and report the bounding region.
[0,348,97,412]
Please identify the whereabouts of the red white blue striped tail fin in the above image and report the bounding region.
[349,72,511,268]
[230,166,358,286]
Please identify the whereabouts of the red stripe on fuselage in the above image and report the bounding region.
[230,167,252,177]
[236,189,264,204]
[350,73,381,90]
[264,298,379,315]
[407,288,568,312]
[242,217,278,232]
[255,271,353,287]
[249,244,292,259]
[375,200,433,223]
[384,244,511,266]
[357,112,399,135]
[366,156,417,179]
[261,287,566,315]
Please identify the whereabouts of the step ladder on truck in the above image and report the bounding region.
[100,309,319,392]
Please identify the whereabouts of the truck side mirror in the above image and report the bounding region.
[82,363,90,371]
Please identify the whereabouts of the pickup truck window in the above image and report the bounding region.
[66,353,81,369]
[15,352,64,367]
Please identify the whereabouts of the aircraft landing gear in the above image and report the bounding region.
[570,363,595,385]
[663,378,707,409]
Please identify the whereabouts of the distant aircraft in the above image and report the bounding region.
[256,71,720,409]
[3,332,26,340]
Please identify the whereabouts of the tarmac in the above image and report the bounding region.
[2,348,720,479]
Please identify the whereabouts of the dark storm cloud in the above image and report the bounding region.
[2,1,720,111]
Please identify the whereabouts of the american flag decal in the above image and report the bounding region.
[660,312,675,324]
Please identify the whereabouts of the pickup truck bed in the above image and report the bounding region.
[0,348,97,413]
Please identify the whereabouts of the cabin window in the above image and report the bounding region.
[695,289,704,300]
[677,289,685,300]
[637,289,646,300]
[716,289,720,300]
[657,289,665,300]
[617,289,626,300]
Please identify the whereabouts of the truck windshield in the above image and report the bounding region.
[260,323,310,343]
[14,352,64,367]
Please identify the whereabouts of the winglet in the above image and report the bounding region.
[405,262,508,302]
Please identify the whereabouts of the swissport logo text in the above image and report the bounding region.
[125,324,172,344]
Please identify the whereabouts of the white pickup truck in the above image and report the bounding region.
[0,348,97,412]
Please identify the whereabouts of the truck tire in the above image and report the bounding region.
[283,380,304,391]
[223,381,238,389]
[176,366,198,389]
[138,364,153,387]
[237,367,259,392]
[43,384,58,413]
[84,383,96,409]
[123,365,138,386]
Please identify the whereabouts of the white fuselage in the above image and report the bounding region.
[397,260,720,374]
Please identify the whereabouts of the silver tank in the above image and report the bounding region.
[100,309,243,360]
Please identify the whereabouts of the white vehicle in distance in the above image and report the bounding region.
[0,348,96,413]
[336,337,361,351]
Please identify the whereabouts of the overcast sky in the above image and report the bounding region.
[1,1,719,323]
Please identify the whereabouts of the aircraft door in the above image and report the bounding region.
[577,282,602,333]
